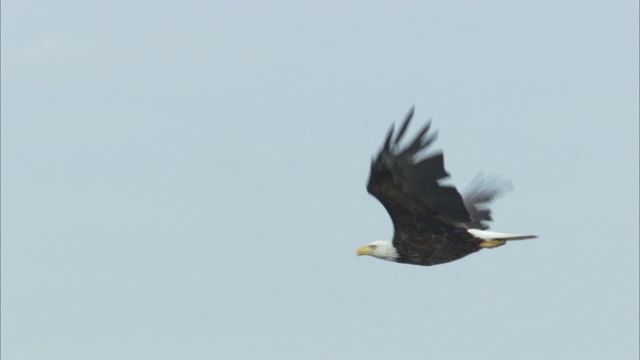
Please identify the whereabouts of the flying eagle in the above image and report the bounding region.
[357,107,537,266]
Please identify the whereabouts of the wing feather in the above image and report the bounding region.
[393,106,415,145]
[462,174,512,230]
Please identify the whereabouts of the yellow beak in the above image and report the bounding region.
[357,245,372,256]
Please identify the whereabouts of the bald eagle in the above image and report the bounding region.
[357,107,537,266]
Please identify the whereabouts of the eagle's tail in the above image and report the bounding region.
[467,229,538,241]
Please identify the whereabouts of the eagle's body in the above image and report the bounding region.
[357,108,536,266]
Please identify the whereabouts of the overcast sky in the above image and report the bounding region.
[2,1,638,359]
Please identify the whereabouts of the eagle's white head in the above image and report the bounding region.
[356,240,399,262]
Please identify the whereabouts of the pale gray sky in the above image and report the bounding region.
[2,1,638,359]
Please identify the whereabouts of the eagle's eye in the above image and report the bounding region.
[370,244,377,249]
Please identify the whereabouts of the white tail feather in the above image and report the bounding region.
[468,229,537,241]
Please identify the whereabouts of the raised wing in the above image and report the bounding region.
[366,107,471,239]
[462,174,512,230]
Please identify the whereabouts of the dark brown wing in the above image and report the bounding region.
[367,108,478,264]
[462,174,512,230]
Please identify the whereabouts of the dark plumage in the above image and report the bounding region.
[358,107,536,266]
